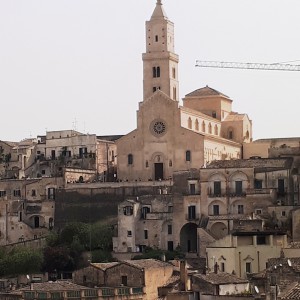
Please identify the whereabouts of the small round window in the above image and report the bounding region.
[150,119,167,137]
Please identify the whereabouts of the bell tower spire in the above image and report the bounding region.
[142,1,179,101]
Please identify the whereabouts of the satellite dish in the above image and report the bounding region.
[254,286,259,294]
[288,259,292,267]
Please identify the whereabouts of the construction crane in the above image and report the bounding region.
[195,60,300,71]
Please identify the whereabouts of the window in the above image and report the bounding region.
[144,230,148,239]
[257,236,266,245]
[208,123,212,134]
[42,170,46,175]
[51,150,56,160]
[188,205,196,220]
[168,224,172,234]
[173,86,176,100]
[195,119,199,131]
[255,209,262,215]
[145,160,149,168]
[212,111,217,118]
[127,230,132,237]
[48,188,55,200]
[238,205,244,214]
[235,181,243,196]
[0,191,6,197]
[278,179,285,196]
[13,189,21,197]
[155,35,158,42]
[281,211,286,217]
[84,290,97,297]
[128,154,133,165]
[213,205,219,216]
[51,292,63,299]
[79,147,88,158]
[121,276,128,286]
[246,262,252,273]
[202,121,206,132]
[141,206,150,219]
[254,179,263,189]
[31,189,36,197]
[169,160,172,167]
[186,150,191,162]
[190,184,196,195]
[172,67,176,79]
[102,289,114,296]
[153,66,160,78]
[221,262,225,272]
[123,206,133,216]
[228,130,233,140]
[111,150,115,162]
[37,293,47,299]
[118,288,130,296]
[167,241,174,251]
[188,117,192,129]
[66,291,81,298]
[214,125,218,135]
[214,181,221,196]
[168,206,173,213]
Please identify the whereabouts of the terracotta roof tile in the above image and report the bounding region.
[194,272,248,285]
[185,86,230,98]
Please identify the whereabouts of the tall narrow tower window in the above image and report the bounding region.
[173,87,176,100]
[188,117,192,129]
[172,67,176,79]
[152,66,161,78]
[155,35,158,42]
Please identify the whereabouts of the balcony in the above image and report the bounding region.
[247,188,273,195]
[143,212,172,220]
[185,213,200,222]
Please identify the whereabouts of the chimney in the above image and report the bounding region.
[180,260,188,291]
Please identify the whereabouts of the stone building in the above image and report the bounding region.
[73,259,174,300]
[206,230,288,278]
[116,0,252,182]
[0,177,63,245]
[113,157,295,258]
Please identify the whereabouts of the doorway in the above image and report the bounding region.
[154,163,163,180]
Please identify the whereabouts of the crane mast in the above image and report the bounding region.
[195,60,300,71]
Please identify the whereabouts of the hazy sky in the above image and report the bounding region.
[1,0,299,142]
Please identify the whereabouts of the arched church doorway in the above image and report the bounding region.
[180,223,198,253]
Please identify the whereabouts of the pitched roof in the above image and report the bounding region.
[223,113,246,122]
[281,282,300,299]
[151,0,168,20]
[124,259,172,270]
[185,86,230,99]
[194,272,248,285]
[205,157,293,170]
[91,262,119,271]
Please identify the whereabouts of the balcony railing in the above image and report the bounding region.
[143,212,172,220]
[185,213,200,221]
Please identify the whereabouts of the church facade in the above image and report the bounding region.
[116,0,252,182]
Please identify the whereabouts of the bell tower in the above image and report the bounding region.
[142,0,179,101]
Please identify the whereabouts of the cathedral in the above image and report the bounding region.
[116,0,252,182]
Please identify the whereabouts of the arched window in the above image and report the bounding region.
[195,119,199,131]
[208,123,212,134]
[128,154,133,165]
[202,121,206,132]
[145,160,149,168]
[186,150,191,162]
[214,125,219,135]
[188,117,192,129]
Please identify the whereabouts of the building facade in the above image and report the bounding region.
[116,0,252,182]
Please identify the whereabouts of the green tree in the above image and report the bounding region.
[0,248,43,276]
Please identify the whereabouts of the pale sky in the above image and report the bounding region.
[1,0,299,142]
